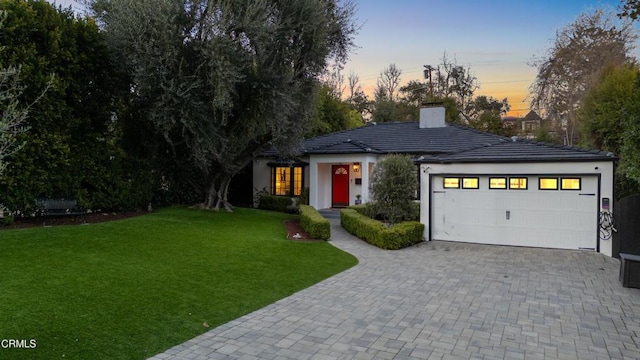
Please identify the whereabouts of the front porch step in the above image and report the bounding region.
[319,209,341,220]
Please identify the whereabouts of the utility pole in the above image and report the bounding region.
[423,65,434,98]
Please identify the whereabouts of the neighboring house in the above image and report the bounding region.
[501,110,552,139]
[254,104,616,256]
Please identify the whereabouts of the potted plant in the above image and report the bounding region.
[355,194,362,205]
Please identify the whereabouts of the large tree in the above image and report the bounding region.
[0,61,27,177]
[432,52,479,120]
[579,64,638,153]
[91,0,357,211]
[530,8,637,145]
[0,0,143,213]
[578,63,640,198]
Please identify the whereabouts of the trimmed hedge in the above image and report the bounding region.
[258,195,297,213]
[340,208,424,250]
[299,205,330,240]
[347,201,420,222]
[348,204,368,215]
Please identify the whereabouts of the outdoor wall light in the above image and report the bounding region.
[352,163,360,172]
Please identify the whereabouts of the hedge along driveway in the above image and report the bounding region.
[0,207,357,360]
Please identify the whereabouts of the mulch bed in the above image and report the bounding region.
[284,219,323,242]
[0,211,149,231]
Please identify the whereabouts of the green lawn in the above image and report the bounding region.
[0,207,357,360]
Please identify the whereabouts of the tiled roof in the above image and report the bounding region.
[261,122,615,162]
[424,139,616,163]
[299,122,506,155]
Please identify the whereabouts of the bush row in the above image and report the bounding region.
[340,209,424,250]
[347,202,420,222]
[257,195,298,213]
[299,205,330,240]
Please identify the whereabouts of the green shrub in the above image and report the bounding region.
[258,195,297,213]
[348,204,368,215]
[340,208,424,250]
[370,155,418,224]
[299,205,330,240]
[299,187,310,205]
[1,214,15,226]
[348,201,419,222]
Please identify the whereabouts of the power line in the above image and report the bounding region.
[349,61,533,83]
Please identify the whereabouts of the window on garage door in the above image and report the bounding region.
[509,177,528,190]
[443,177,460,188]
[561,178,581,190]
[462,177,479,189]
[489,177,507,189]
[539,177,558,190]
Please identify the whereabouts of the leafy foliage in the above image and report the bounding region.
[257,194,297,213]
[308,84,361,137]
[619,72,640,196]
[530,8,637,145]
[579,64,638,153]
[369,155,418,224]
[0,0,153,214]
[91,0,358,211]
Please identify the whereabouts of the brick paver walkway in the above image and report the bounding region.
[149,217,640,360]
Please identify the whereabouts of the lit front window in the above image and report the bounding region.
[272,167,303,196]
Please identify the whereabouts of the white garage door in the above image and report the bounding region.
[431,175,598,250]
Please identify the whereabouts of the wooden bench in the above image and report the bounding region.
[35,197,85,217]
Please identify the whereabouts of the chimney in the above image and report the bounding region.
[419,102,446,128]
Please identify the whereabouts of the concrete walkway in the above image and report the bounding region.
[150,218,640,360]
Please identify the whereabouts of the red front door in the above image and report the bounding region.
[332,165,349,207]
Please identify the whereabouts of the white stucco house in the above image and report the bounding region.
[253,104,616,256]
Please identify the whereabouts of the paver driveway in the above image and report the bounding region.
[150,218,640,360]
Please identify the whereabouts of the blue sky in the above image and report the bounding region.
[49,0,634,116]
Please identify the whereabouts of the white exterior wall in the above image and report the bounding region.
[252,159,272,198]
[420,161,615,256]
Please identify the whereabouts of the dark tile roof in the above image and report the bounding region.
[261,121,615,162]
[299,122,506,155]
[424,139,616,163]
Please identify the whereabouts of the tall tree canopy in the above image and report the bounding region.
[530,8,637,145]
[579,64,640,197]
[0,0,145,213]
[90,0,358,210]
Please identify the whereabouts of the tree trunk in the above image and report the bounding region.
[200,174,234,212]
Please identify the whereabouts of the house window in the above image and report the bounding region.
[489,177,507,189]
[272,166,303,196]
[462,177,479,189]
[539,177,558,190]
[509,177,528,190]
[561,178,581,190]
[443,177,460,188]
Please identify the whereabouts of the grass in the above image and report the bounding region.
[0,207,357,360]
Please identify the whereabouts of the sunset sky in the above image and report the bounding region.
[341,0,637,117]
[49,0,638,117]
